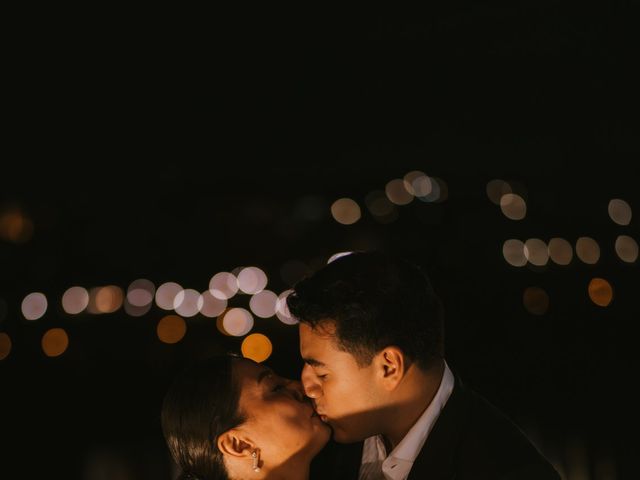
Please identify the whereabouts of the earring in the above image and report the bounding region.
[251,449,261,472]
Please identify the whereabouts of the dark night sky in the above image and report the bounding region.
[2,3,639,479]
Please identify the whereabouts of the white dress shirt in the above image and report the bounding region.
[358,361,454,480]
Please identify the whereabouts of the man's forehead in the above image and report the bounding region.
[299,319,337,337]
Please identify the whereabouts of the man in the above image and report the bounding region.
[287,251,560,480]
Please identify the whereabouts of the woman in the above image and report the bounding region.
[161,354,330,480]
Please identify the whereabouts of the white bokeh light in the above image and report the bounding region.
[155,282,183,310]
[222,308,254,336]
[173,289,203,318]
[62,286,89,315]
[237,267,268,295]
[21,292,48,320]
[249,290,278,318]
[127,279,155,307]
[276,289,298,325]
[500,194,527,220]
[199,291,228,317]
[209,272,239,300]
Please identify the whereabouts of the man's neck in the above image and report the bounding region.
[381,359,445,450]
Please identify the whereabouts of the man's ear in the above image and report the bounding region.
[374,346,405,391]
[217,429,254,459]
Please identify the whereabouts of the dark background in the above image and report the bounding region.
[2,3,639,479]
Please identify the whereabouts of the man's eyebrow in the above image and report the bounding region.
[257,368,273,385]
[302,358,326,368]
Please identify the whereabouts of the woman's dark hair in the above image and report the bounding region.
[287,251,444,370]
[161,355,245,480]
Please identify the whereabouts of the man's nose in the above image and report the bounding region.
[301,364,322,398]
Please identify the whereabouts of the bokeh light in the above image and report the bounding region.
[222,308,254,336]
[615,235,638,263]
[126,279,155,307]
[276,290,297,325]
[124,299,152,317]
[523,287,550,315]
[524,239,549,266]
[500,193,527,220]
[486,179,512,205]
[155,282,183,310]
[385,179,413,205]
[418,177,447,203]
[91,286,124,314]
[237,267,268,294]
[241,333,273,363]
[502,239,527,267]
[403,171,432,197]
[157,315,187,344]
[328,251,353,264]
[209,272,239,300]
[0,332,11,360]
[199,291,227,317]
[0,207,34,243]
[365,191,398,223]
[173,289,203,317]
[330,198,361,225]
[608,198,632,225]
[588,278,613,307]
[21,292,48,320]
[62,286,89,315]
[576,237,600,264]
[42,328,69,357]
[249,290,278,318]
[548,238,573,266]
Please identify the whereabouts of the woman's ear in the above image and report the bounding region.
[217,429,254,459]
[374,346,405,391]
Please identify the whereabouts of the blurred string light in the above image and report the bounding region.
[276,290,297,325]
[0,332,11,360]
[87,286,123,314]
[237,267,268,294]
[221,308,254,336]
[21,292,48,320]
[524,239,549,266]
[500,193,527,220]
[0,206,34,243]
[328,251,353,264]
[173,289,203,317]
[365,191,398,224]
[576,237,600,264]
[199,291,227,317]
[588,278,613,307]
[155,282,183,310]
[62,287,89,314]
[547,238,573,266]
[523,287,550,315]
[403,171,432,198]
[209,272,239,300]
[608,198,632,225]
[157,315,187,344]
[41,328,69,357]
[615,235,638,263]
[331,198,361,225]
[385,179,413,205]
[486,179,513,205]
[249,290,278,318]
[241,333,273,363]
[126,279,155,307]
[502,239,527,267]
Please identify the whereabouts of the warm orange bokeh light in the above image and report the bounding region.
[588,278,613,307]
[157,315,187,344]
[42,328,69,357]
[523,287,550,315]
[0,332,11,360]
[241,333,273,363]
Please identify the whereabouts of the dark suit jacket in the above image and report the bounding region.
[310,377,560,479]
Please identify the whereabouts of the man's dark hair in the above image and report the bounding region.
[287,251,444,369]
